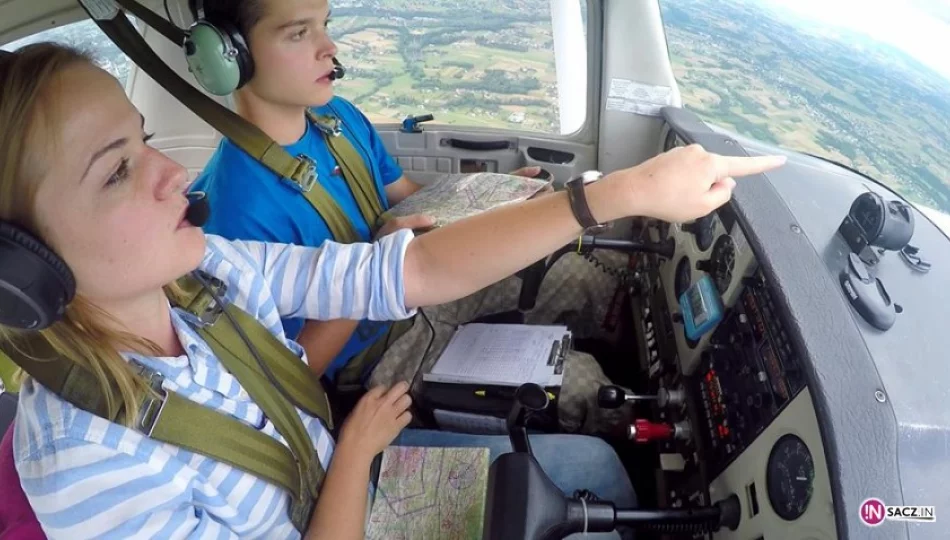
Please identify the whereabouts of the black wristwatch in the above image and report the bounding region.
[566,170,608,234]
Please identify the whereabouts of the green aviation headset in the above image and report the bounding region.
[182,0,255,96]
[182,0,345,96]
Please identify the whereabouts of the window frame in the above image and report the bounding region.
[357,0,604,144]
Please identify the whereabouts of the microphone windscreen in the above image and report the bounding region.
[185,191,211,227]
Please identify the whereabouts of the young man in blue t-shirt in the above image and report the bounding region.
[187,0,630,434]
[188,0,541,383]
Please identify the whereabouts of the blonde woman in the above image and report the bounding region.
[0,43,783,539]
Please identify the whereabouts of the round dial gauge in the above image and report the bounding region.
[709,235,736,294]
[766,434,815,521]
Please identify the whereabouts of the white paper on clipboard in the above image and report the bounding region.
[424,324,569,387]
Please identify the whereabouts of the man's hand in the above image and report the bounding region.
[375,214,437,239]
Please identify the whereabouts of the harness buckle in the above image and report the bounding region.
[188,270,227,326]
[133,365,169,438]
[294,154,319,193]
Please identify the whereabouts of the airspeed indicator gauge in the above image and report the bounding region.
[766,434,815,521]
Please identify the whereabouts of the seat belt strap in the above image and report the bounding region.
[113,0,186,46]
[0,340,304,501]
[306,112,385,237]
[170,274,334,428]
[299,182,362,244]
[193,317,323,528]
[146,383,300,498]
[1,350,21,393]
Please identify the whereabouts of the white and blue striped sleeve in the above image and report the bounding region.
[15,436,239,540]
[205,229,417,322]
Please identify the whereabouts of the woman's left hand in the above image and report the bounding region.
[337,382,413,462]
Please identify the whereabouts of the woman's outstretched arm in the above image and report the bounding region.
[403,145,785,309]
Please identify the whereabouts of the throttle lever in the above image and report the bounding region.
[598,386,658,408]
[598,385,686,409]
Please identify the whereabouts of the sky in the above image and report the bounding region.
[756,0,950,81]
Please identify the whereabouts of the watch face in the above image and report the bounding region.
[580,170,603,184]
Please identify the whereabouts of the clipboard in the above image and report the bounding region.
[422,323,571,388]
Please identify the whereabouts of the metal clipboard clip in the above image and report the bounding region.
[546,333,572,376]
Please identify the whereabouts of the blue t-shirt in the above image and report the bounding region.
[190,96,404,380]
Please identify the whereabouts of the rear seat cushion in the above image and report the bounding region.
[0,419,45,539]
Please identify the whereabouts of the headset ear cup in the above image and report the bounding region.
[183,21,243,95]
[217,20,254,89]
[0,222,75,330]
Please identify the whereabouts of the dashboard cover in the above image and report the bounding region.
[662,106,950,540]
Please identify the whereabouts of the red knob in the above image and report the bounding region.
[628,419,674,443]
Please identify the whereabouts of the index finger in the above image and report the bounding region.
[714,154,787,180]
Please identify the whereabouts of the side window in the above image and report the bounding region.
[331,0,590,136]
[2,19,133,87]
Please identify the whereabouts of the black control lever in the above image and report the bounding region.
[483,451,742,539]
[578,235,675,259]
[507,383,551,455]
[598,385,686,409]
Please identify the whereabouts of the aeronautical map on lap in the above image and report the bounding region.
[377,172,552,230]
[366,446,490,539]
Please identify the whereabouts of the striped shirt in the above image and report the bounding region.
[12,230,417,539]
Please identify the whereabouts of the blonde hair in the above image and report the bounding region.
[0,42,178,425]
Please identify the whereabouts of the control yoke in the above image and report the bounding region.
[519,236,674,313]
[483,383,741,540]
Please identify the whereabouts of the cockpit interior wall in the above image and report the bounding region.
[598,0,682,173]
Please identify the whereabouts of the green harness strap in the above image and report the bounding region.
[0,350,18,393]
[172,274,333,425]
[304,111,385,242]
[0,272,330,533]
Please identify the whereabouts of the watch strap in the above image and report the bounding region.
[566,177,600,229]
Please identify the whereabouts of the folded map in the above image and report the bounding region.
[366,446,491,539]
[377,172,552,230]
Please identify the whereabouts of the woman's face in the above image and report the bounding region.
[32,63,206,307]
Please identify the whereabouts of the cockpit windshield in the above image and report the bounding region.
[660,0,950,222]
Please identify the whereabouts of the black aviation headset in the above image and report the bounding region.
[0,47,211,332]
[0,186,210,333]
[183,0,345,96]
[0,48,76,331]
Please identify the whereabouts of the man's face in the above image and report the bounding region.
[244,0,338,108]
